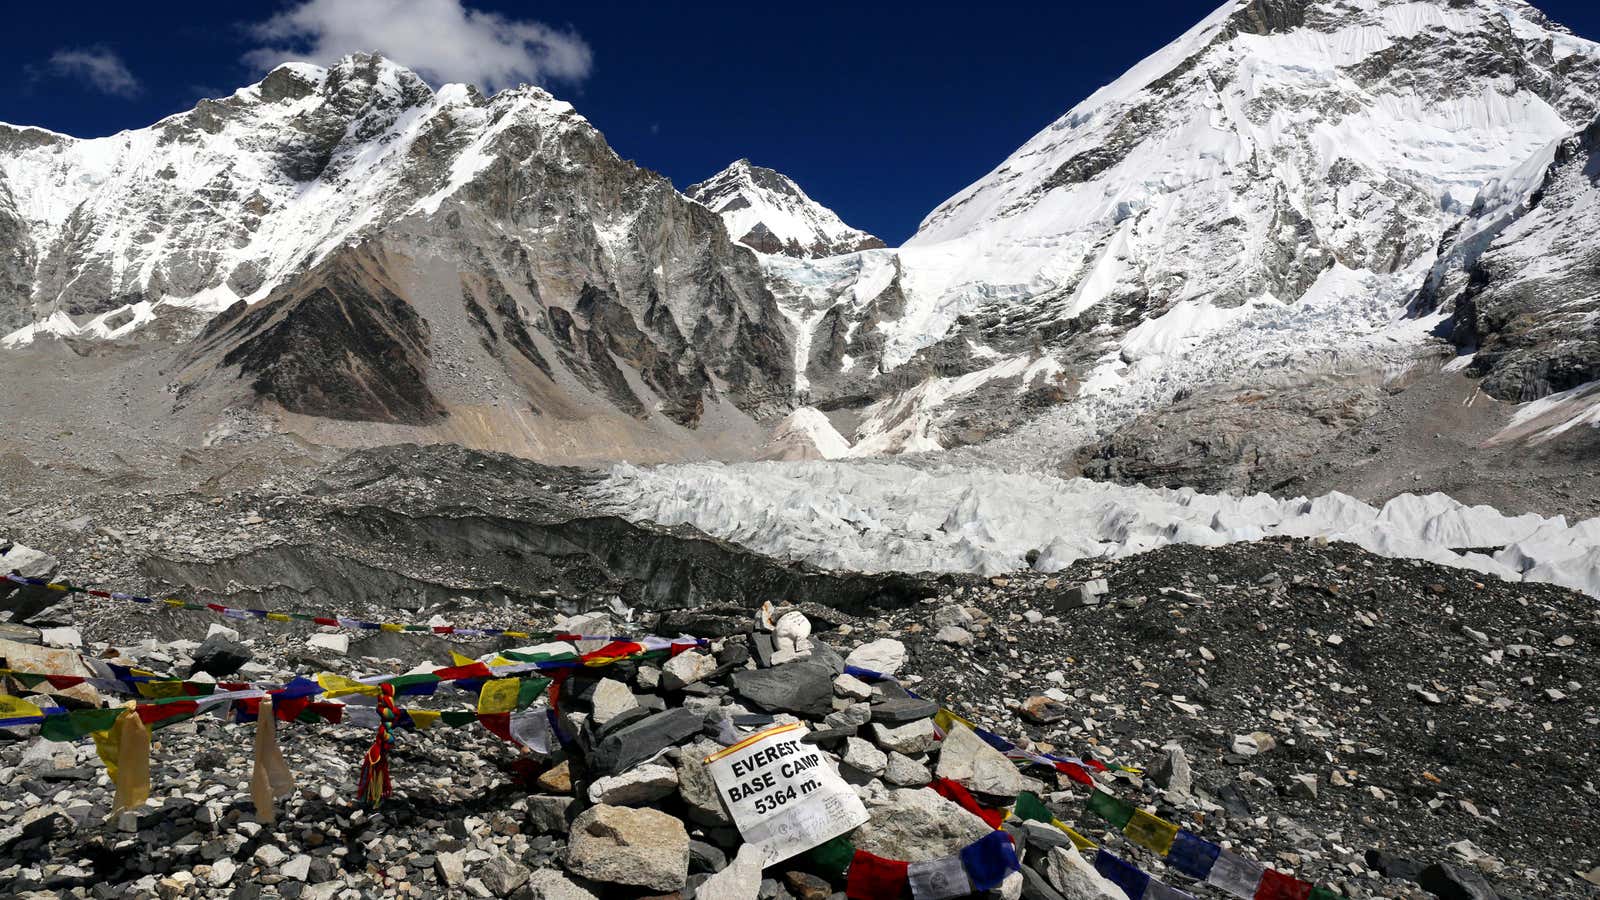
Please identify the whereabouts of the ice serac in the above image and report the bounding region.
[778,0,1600,459]
[686,159,885,259]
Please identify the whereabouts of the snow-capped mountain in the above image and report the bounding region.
[685,159,884,258]
[771,0,1600,459]
[3,0,1600,479]
[0,53,794,459]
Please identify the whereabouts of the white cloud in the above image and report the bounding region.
[244,0,592,92]
[48,47,141,98]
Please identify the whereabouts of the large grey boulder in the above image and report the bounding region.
[935,723,1026,797]
[565,804,690,892]
[586,763,679,806]
[590,707,703,775]
[1043,847,1124,900]
[852,788,993,863]
[730,658,835,715]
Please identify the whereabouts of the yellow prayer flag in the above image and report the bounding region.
[1055,820,1099,851]
[380,623,403,633]
[315,673,380,699]
[477,678,521,715]
[95,703,150,814]
[934,708,977,735]
[450,650,477,667]
[503,631,529,639]
[408,709,442,730]
[0,694,44,721]
[1123,808,1179,856]
[266,613,291,622]
[136,680,185,699]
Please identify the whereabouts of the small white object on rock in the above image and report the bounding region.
[40,626,82,649]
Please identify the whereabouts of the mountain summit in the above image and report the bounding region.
[686,159,884,258]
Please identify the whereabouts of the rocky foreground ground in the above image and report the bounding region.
[1,445,1597,899]
[0,530,1595,899]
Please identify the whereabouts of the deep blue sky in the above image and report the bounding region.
[6,1,1600,244]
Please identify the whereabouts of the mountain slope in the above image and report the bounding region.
[773,0,1600,459]
[685,159,884,258]
[0,54,795,460]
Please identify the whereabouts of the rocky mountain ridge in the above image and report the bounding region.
[686,159,884,259]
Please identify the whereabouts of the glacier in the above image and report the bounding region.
[592,460,1600,598]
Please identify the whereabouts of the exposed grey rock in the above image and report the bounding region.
[526,795,573,834]
[586,763,679,806]
[188,632,253,678]
[845,638,907,675]
[693,841,764,900]
[730,659,834,715]
[662,651,718,691]
[591,707,703,775]
[852,787,994,862]
[479,850,532,895]
[871,718,937,755]
[1418,861,1499,900]
[565,804,690,892]
[935,724,1026,797]
[884,751,932,787]
[590,677,639,727]
[841,737,888,777]
[1043,847,1124,900]
[525,869,600,900]
[1149,745,1193,796]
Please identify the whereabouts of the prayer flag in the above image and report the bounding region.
[1095,850,1151,899]
[847,850,909,900]
[250,697,295,823]
[477,678,522,715]
[1124,808,1180,856]
[1012,791,1054,824]
[1206,849,1265,899]
[959,831,1020,892]
[1168,829,1221,880]
[1086,789,1134,829]
[908,854,972,900]
[1254,869,1313,900]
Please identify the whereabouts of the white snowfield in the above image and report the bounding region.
[594,461,1600,598]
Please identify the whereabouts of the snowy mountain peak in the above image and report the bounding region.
[686,159,884,258]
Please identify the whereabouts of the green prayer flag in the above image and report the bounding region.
[1086,789,1133,829]
[1014,791,1055,823]
[441,710,477,727]
[1310,888,1340,900]
[805,834,855,879]
[516,677,551,709]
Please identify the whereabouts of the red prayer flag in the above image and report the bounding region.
[1056,761,1094,786]
[479,712,514,742]
[137,699,198,724]
[434,662,493,681]
[847,850,910,900]
[1255,869,1314,900]
[930,778,1005,829]
[313,617,339,627]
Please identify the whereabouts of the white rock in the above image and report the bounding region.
[871,718,937,755]
[661,651,717,690]
[935,724,1024,796]
[40,627,82,649]
[305,633,348,655]
[1044,847,1124,899]
[845,638,907,675]
[694,842,763,900]
[934,625,975,646]
[586,764,680,806]
[206,623,241,643]
[833,673,874,701]
[842,737,888,777]
[590,678,639,727]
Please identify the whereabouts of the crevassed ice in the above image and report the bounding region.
[592,460,1600,598]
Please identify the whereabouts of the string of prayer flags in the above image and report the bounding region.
[1011,791,1097,851]
[250,697,295,824]
[1081,791,1336,900]
[1094,850,1197,900]
[0,694,49,727]
[845,831,1021,900]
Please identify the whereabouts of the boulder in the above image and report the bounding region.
[852,788,994,862]
[731,659,834,715]
[305,633,348,655]
[526,795,573,834]
[591,707,703,775]
[586,763,679,806]
[479,850,531,895]
[1417,862,1498,900]
[675,739,733,826]
[526,869,599,900]
[884,751,932,787]
[935,724,1026,797]
[589,678,639,727]
[845,638,907,675]
[0,637,99,706]
[1043,847,1124,899]
[189,633,253,678]
[662,651,717,691]
[695,842,763,900]
[1018,695,1069,725]
[841,737,888,777]
[1149,745,1192,796]
[566,804,690,891]
[872,718,937,755]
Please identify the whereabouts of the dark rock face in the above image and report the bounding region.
[1450,119,1600,402]
[188,633,252,678]
[186,245,446,426]
[1074,382,1382,494]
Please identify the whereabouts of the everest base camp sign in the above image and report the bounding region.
[705,722,870,865]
